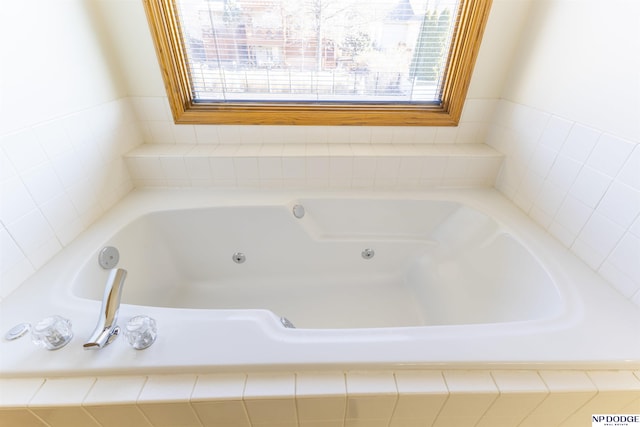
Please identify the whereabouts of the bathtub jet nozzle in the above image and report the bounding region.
[292,204,305,219]
[83,268,127,350]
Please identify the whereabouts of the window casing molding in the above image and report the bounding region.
[143,0,492,126]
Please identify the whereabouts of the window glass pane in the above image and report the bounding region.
[175,0,461,104]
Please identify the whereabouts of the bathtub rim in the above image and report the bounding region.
[1,187,639,378]
[59,188,579,332]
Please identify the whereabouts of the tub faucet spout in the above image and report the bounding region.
[83,268,127,350]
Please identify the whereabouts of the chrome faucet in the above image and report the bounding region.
[83,268,127,350]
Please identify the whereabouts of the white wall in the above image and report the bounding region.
[0,0,142,299]
[501,0,640,143]
[0,0,124,135]
[487,0,640,305]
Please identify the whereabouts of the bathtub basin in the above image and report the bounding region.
[73,199,562,329]
[1,188,639,376]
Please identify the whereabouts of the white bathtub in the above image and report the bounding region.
[1,188,639,377]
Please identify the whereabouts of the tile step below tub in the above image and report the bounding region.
[124,143,503,189]
[2,370,639,427]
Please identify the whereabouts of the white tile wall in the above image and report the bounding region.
[191,374,250,427]
[124,143,503,190]
[392,371,447,426]
[1,370,638,427]
[477,371,547,427]
[519,371,597,427]
[434,371,498,427]
[345,372,397,424]
[130,97,496,146]
[487,99,640,307]
[562,371,640,427]
[296,372,346,424]
[0,98,142,302]
[0,378,46,427]
[244,373,297,425]
[27,377,99,427]
[83,376,151,427]
[137,375,200,427]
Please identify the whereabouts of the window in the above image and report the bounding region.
[143,0,492,125]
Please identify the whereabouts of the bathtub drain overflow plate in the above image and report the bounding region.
[98,246,120,269]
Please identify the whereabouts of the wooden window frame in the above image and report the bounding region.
[143,0,492,126]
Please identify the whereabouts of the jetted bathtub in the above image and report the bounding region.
[1,188,639,376]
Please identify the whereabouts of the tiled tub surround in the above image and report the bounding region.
[124,143,503,189]
[0,98,142,302]
[487,100,640,308]
[1,371,639,427]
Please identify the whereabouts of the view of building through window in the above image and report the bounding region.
[175,0,460,103]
